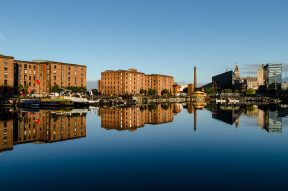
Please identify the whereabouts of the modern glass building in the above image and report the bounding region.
[264,64,282,90]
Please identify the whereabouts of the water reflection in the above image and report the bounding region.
[206,104,284,133]
[0,103,287,154]
[99,104,180,131]
[183,102,206,131]
[0,108,87,153]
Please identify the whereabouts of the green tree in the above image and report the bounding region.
[140,88,145,95]
[148,88,157,96]
[246,89,256,96]
[234,89,240,93]
[205,87,215,95]
[222,89,233,93]
[161,89,169,96]
[51,84,61,93]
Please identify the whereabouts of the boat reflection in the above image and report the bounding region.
[0,108,87,154]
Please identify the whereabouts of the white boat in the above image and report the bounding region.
[228,98,240,104]
[216,98,226,103]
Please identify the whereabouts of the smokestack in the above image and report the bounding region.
[194,66,197,89]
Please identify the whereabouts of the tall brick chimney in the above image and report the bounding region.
[194,66,197,89]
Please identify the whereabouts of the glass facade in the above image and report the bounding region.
[264,64,282,90]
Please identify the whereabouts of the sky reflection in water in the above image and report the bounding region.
[0,103,287,190]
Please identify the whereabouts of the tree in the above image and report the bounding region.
[140,88,146,95]
[234,89,240,93]
[91,89,99,95]
[148,88,157,96]
[205,87,215,95]
[51,84,61,93]
[222,89,233,93]
[66,86,87,94]
[161,89,169,96]
[246,89,256,96]
[19,84,29,96]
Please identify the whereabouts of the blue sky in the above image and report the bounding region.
[1,0,288,84]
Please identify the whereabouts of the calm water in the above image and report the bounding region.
[0,103,288,191]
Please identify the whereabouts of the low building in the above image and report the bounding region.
[173,84,181,96]
[212,71,239,91]
[187,83,195,96]
[282,82,288,90]
[242,77,258,90]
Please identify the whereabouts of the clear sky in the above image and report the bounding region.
[1,0,288,84]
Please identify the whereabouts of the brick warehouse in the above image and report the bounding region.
[98,68,174,96]
[0,54,86,97]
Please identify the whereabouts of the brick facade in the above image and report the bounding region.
[99,68,174,96]
[0,53,86,97]
[0,55,15,97]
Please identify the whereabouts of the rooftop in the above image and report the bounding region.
[0,54,14,59]
[14,59,86,67]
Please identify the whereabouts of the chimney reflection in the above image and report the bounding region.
[99,104,178,131]
[0,109,87,154]
[185,102,206,131]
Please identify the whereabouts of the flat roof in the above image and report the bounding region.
[102,69,173,78]
[33,60,86,67]
[15,59,86,67]
[102,69,145,74]
[0,54,14,59]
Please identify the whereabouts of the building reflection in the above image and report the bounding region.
[99,104,178,131]
[0,109,87,154]
[207,104,284,133]
[257,107,282,133]
[211,106,241,127]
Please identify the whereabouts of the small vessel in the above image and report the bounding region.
[18,99,41,108]
[216,98,226,104]
[227,98,240,104]
[192,91,206,103]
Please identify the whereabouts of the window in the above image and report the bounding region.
[54,65,57,69]
[24,64,27,68]
[4,80,7,85]
[54,76,56,80]
[4,72,7,78]
[4,65,7,71]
